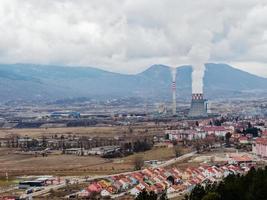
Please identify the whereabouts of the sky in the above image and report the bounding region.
[0,0,267,77]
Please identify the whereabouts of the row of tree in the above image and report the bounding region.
[135,189,168,200]
[185,167,267,200]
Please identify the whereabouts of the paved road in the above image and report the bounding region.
[156,151,197,168]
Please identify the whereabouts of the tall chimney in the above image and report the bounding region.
[171,68,176,115]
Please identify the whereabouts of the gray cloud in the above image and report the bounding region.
[0,0,267,77]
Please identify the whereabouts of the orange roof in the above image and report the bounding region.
[231,155,252,162]
[203,126,226,132]
[256,138,267,145]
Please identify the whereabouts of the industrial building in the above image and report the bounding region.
[188,93,208,118]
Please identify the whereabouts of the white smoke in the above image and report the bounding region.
[189,43,212,94]
[191,64,205,94]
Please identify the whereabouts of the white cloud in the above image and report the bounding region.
[0,0,267,76]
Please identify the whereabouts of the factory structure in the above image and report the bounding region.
[169,66,209,118]
[188,93,208,118]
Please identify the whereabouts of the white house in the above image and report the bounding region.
[130,187,142,196]
[100,189,111,197]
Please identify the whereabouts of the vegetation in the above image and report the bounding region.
[244,127,259,137]
[185,167,267,200]
[225,132,231,147]
[133,139,153,152]
[135,189,168,200]
[134,155,144,170]
[173,145,183,157]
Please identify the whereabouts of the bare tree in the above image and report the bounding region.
[194,139,202,153]
[173,145,182,157]
[134,155,144,170]
[225,132,232,147]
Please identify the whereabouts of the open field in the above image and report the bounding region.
[167,148,238,170]
[0,124,165,138]
[0,146,180,178]
[0,179,17,188]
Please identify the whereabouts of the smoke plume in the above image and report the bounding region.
[189,44,211,94]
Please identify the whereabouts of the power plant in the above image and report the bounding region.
[168,65,210,118]
[188,93,208,117]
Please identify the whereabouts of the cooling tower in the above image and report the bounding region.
[188,93,208,117]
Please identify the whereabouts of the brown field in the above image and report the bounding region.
[0,146,178,178]
[0,125,165,138]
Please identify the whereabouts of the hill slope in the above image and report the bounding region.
[0,63,266,103]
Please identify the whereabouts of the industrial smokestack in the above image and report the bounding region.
[171,67,176,115]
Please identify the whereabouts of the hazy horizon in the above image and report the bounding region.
[1,62,267,78]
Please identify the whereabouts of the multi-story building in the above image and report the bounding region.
[253,138,267,158]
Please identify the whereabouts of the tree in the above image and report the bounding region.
[225,132,232,147]
[159,190,168,200]
[173,145,182,157]
[135,189,157,200]
[201,192,220,200]
[172,140,178,146]
[187,185,206,200]
[128,126,133,134]
[134,155,144,170]
[194,140,202,153]
[245,127,259,137]
[187,167,267,200]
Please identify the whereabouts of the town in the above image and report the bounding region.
[0,97,266,199]
[1,1,267,199]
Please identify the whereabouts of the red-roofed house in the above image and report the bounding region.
[239,136,249,144]
[87,182,102,193]
[202,126,227,137]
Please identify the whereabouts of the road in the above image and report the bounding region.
[156,151,197,168]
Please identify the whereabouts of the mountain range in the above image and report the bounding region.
[0,63,267,103]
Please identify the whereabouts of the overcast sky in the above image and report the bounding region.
[0,0,267,77]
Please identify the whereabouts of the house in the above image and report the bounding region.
[101,189,111,197]
[118,179,129,191]
[167,186,176,194]
[202,126,228,137]
[0,138,9,147]
[79,189,90,197]
[130,186,142,196]
[253,138,267,158]
[87,183,102,193]
[239,136,249,144]
[165,130,199,141]
[137,182,148,190]
[228,154,253,165]
[261,131,267,138]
